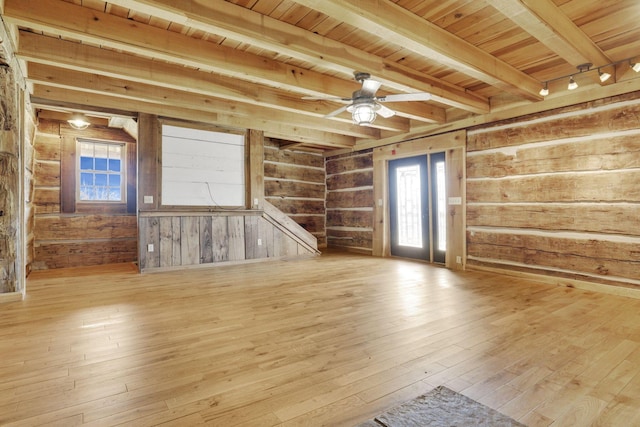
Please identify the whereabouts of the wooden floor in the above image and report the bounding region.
[2,251,640,426]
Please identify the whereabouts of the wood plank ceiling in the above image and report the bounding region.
[3,0,640,151]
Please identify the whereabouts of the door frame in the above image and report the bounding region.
[371,130,467,270]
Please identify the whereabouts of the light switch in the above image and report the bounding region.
[144,195,153,204]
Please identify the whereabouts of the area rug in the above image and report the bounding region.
[355,386,526,427]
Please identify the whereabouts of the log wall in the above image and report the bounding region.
[264,138,326,247]
[32,119,138,269]
[466,92,640,288]
[325,150,374,253]
[0,67,20,292]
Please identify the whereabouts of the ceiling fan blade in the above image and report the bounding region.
[325,105,350,118]
[377,104,396,118]
[377,92,432,102]
[361,78,382,96]
[302,95,353,101]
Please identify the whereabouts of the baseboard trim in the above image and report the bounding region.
[0,291,24,304]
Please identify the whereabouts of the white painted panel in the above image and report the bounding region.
[161,125,245,206]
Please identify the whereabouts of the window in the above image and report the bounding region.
[78,140,125,202]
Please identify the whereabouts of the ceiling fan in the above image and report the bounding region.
[303,71,432,126]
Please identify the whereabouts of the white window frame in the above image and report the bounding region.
[76,139,127,203]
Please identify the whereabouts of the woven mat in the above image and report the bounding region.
[355,385,526,427]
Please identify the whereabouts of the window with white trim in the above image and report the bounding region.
[77,140,125,202]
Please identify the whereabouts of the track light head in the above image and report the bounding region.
[632,62,640,73]
[598,69,611,82]
[567,76,578,90]
[539,83,549,96]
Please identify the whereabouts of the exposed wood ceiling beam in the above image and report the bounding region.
[107,0,488,114]
[489,0,611,69]
[3,0,446,125]
[31,85,356,148]
[16,32,411,133]
[288,0,543,101]
[26,62,383,138]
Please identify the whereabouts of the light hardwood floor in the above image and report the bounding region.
[2,251,640,426]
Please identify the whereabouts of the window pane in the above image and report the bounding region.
[108,175,121,186]
[108,158,121,172]
[80,156,94,170]
[95,174,107,186]
[95,158,108,171]
[110,188,121,200]
[80,172,93,186]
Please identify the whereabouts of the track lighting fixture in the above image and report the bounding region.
[539,56,639,97]
[539,82,549,96]
[598,69,611,82]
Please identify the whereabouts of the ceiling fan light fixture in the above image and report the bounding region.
[67,115,91,130]
[349,103,377,125]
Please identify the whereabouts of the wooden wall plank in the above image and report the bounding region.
[159,216,176,268]
[326,210,373,228]
[211,216,229,262]
[467,102,640,152]
[35,215,137,239]
[467,231,640,282]
[467,133,640,179]
[265,180,325,199]
[34,240,137,270]
[326,189,373,209]
[199,216,213,264]
[264,163,325,183]
[180,216,200,265]
[467,204,640,237]
[326,171,373,190]
[34,161,59,186]
[228,216,245,261]
[467,170,640,203]
[268,198,325,215]
[244,215,259,260]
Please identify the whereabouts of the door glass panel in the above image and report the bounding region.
[435,160,446,251]
[396,164,423,248]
